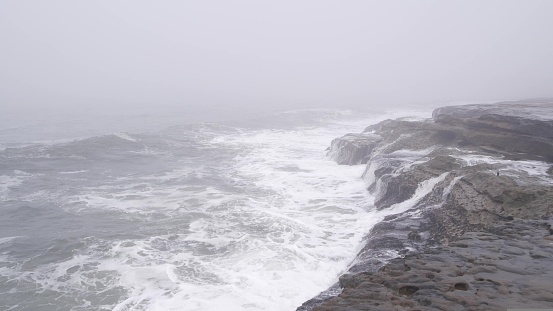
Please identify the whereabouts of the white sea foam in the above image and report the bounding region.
[0,173,29,201]
[457,154,553,185]
[125,116,390,310]
[442,175,464,200]
[52,113,391,310]
[130,147,171,156]
[114,132,138,142]
[0,236,22,245]
[59,170,89,175]
[362,147,435,203]
[2,108,438,311]
[385,172,449,215]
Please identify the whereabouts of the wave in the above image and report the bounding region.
[0,107,437,311]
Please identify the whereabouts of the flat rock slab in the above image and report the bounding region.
[299,102,553,311]
[432,101,553,139]
[313,219,553,311]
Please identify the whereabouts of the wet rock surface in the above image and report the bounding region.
[313,219,553,311]
[327,133,382,165]
[298,100,553,310]
[432,101,553,139]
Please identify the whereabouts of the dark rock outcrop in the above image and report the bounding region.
[328,133,382,165]
[298,100,553,311]
[315,219,553,311]
[432,101,553,139]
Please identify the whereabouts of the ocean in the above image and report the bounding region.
[0,106,429,311]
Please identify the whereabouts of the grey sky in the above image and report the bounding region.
[1,0,552,111]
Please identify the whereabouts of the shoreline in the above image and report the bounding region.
[298,100,553,310]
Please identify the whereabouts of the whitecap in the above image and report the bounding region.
[0,236,22,245]
[59,170,88,175]
[114,132,138,142]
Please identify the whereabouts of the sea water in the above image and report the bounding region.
[0,106,428,311]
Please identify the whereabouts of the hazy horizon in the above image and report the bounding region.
[2,0,553,113]
[2,2,553,310]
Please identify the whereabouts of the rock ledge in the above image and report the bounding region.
[298,100,553,311]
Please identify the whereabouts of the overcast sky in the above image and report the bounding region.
[1,0,552,112]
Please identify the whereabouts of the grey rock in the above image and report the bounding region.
[312,220,553,311]
[432,100,553,139]
[327,133,382,165]
[299,101,553,311]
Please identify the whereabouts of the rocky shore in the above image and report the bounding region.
[298,100,553,310]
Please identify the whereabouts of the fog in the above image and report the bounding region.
[1,0,553,115]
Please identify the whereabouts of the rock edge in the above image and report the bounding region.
[298,100,553,311]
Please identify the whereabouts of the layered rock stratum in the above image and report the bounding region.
[298,100,553,311]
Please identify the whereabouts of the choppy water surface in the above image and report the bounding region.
[0,108,423,311]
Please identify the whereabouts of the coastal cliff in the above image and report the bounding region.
[298,100,553,310]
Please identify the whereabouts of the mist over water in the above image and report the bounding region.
[0,103,278,147]
[2,1,553,113]
[0,107,431,311]
[1,1,553,310]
